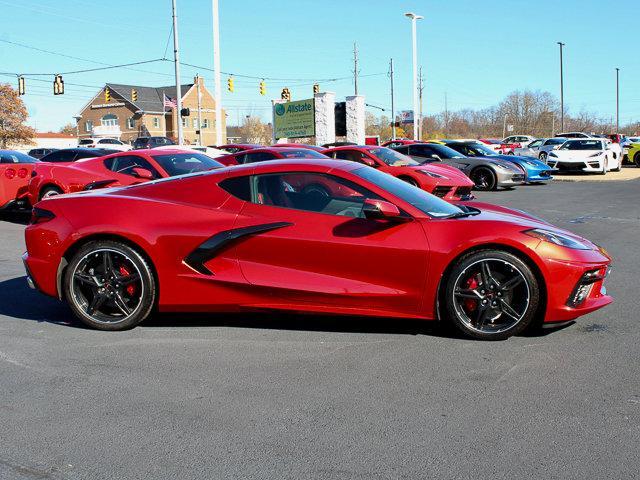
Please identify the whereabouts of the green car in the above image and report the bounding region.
[627,143,640,167]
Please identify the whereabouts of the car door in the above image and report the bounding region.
[224,171,429,316]
[102,155,163,185]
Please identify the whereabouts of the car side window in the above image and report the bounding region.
[332,150,367,164]
[47,150,77,162]
[529,140,543,148]
[408,145,435,156]
[104,155,160,178]
[243,152,277,163]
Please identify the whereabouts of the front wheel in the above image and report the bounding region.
[63,240,156,330]
[635,152,640,168]
[539,152,548,162]
[470,167,497,191]
[443,250,540,340]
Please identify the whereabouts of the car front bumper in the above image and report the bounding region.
[496,171,526,187]
[547,159,603,172]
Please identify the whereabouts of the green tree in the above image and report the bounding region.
[0,83,35,148]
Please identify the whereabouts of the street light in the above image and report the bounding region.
[557,41,565,132]
[405,12,423,140]
[615,67,620,133]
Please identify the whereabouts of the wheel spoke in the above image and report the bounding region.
[74,272,99,287]
[87,293,107,315]
[499,299,521,320]
[112,291,132,316]
[103,251,114,276]
[480,261,497,287]
[500,275,523,292]
[474,304,490,328]
[118,272,140,286]
[454,288,480,299]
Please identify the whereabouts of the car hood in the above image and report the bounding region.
[466,156,522,172]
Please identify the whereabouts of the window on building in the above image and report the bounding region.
[181,117,188,128]
[85,120,93,132]
[153,117,160,128]
[127,117,135,129]
[101,114,118,126]
[193,119,199,129]
[202,119,209,129]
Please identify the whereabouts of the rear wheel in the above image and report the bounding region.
[635,152,640,168]
[443,250,540,340]
[63,240,156,330]
[470,167,497,191]
[539,152,548,162]
[39,185,63,200]
[400,176,419,187]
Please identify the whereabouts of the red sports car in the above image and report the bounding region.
[323,145,475,201]
[216,147,329,166]
[27,149,223,204]
[24,160,612,340]
[271,143,326,152]
[214,144,262,154]
[0,150,37,211]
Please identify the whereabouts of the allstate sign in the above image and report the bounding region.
[274,99,315,139]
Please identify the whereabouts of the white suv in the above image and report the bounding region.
[78,138,132,151]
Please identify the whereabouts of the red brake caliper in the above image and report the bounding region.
[463,275,479,313]
[119,265,136,296]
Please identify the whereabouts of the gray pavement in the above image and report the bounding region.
[0,178,639,479]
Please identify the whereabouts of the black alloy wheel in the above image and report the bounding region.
[64,240,156,330]
[444,250,540,340]
[470,167,497,191]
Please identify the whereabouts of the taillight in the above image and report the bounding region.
[30,207,56,224]
[4,168,16,179]
[17,168,28,178]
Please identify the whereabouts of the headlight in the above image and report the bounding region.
[589,152,603,157]
[549,152,558,158]
[419,170,447,179]
[524,228,591,250]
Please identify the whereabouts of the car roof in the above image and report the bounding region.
[324,145,379,151]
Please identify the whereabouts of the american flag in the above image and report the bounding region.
[163,93,177,109]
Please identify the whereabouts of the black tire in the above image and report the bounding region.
[63,240,156,330]
[39,185,63,200]
[539,151,548,162]
[599,159,607,175]
[443,250,540,340]
[399,176,419,187]
[635,152,640,168]
[470,167,497,191]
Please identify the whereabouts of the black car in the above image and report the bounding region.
[27,148,58,159]
[133,137,175,149]
[38,148,120,163]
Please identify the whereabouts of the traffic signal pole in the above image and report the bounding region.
[171,0,184,145]
[212,0,223,146]
[389,58,396,140]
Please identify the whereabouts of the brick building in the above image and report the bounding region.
[75,77,226,145]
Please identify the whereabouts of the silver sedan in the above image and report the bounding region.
[515,137,567,162]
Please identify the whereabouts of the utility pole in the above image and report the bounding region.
[405,12,423,140]
[196,74,203,146]
[558,41,565,132]
[171,0,184,145]
[551,114,555,137]
[444,92,449,136]
[615,67,620,133]
[418,66,424,140]
[389,58,396,140]
[502,114,507,139]
[353,42,359,95]
[212,0,223,145]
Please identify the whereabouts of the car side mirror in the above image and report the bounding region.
[362,198,404,221]
[131,167,154,180]
[362,157,377,167]
[431,154,442,161]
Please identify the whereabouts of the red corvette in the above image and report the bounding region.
[323,145,475,201]
[27,149,223,204]
[24,160,612,340]
[216,147,329,166]
[214,144,262,154]
[0,150,37,211]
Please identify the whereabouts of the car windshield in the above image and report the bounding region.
[629,137,640,143]
[79,139,93,145]
[353,166,462,218]
[369,147,419,166]
[545,138,566,145]
[560,140,602,151]
[465,143,498,156]
[426,144,466,159]
[277,149,327,159]
[151,153,223,176]
[0,151,36,163]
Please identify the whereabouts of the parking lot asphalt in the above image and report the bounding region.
[1,179,639,480]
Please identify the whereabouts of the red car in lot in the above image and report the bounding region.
[216,147,329,166]
[271,143,326,152]
[214,144,262,154]
[27,149,223,204]
[323,145,475,201]
[24,159,612,340]
[0,150,37,211]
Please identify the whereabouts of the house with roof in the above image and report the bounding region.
[75,76,225,145]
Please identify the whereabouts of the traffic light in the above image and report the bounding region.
[53,74,64,95]
[313,83,319,94]
[131,89,138,102]
[104,86,111,102]
[281,87,291,101]
[17,76,25,96]
[259,80,266,96]
[181,107,190,117]
[227,76,234,93]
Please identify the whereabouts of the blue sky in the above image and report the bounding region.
[1,0,637,131]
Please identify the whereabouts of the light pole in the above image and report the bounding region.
[615,67,620,133]
[171,0,184,145]
[557,41,565,132]
[405,12,423,140]
[212,0,223,145]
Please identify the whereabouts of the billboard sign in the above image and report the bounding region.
[274,99,316,139]
[399,110,414,124]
